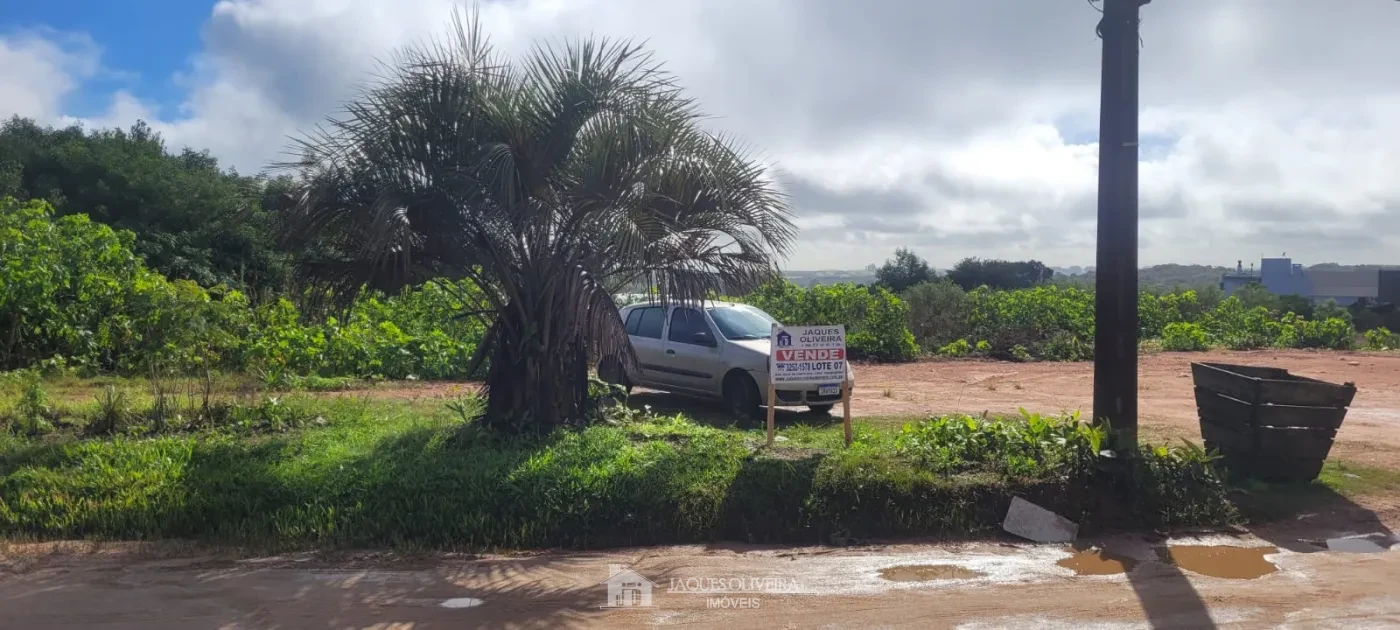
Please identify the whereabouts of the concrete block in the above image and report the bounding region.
[1003,496,1078,543]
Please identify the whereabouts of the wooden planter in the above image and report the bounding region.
[1191,362,1356,482]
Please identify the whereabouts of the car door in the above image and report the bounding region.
[659,306,725,395]
[626,306,668,387]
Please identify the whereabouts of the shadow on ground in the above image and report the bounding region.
[0,549,624,629]
[1233,480,1397,554]
[1111,476,1399,630]
[625,390,840,430]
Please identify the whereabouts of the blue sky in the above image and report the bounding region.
[3,0,214,118]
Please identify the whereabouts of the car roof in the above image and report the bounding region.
[619,299,744,312]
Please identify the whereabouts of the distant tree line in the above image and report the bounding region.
[875,248,1052,293]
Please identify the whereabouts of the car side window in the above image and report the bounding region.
[667,307,713,346]
[624,308,643,335]
[634,307,665,339]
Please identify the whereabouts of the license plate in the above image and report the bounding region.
[818,384,841,396]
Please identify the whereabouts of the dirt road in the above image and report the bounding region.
[4,531,1399,629]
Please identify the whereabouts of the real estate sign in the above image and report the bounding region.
[769,325,847,384]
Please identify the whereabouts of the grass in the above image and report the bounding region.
[1319,460,1400,497]
[1227,459,1400,523]
[0,380,1241,551]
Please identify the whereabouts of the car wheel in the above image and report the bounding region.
[807,404,834,415]
[723,371,761,422]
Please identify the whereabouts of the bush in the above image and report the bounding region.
[966,285,1093,359]
[936,339,971,358]
[1203,298,1278,350]
[1,198,489,379]
[903,280,971,351]
[895,411,1102,478]
[0,197,223,373]
[1365,327,1400,351]
[1140,290,1205,338]
[740,280,918,361]
[1161,322,1209,351]
[1295,317,1356,350]
[1037,330,1093,361]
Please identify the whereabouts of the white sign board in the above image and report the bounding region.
[769,324,847,385]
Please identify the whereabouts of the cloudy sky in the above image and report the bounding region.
[4,0,1398,270]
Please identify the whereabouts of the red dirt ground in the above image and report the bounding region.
[850,350,1400,470]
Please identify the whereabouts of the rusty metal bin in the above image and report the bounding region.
[1191,362,1356,482]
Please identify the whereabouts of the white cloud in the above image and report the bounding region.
[0,29,100,122]
[12,0,1400,268]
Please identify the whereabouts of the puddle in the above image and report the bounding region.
[440,597,484,608]
[1326,537,1390,553]
[879,564,985,582]
[1057,547,1138,576]
[1156,546,1278,579]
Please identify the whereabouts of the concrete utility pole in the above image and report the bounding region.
[1092,0,1146,450]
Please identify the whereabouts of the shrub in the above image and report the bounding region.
[1139,290,1205,338]
[740,280,918,361]
[903,279,970,350]
[1203,298,1277,350]
[1312,299,1351,324]
[1134,441,1236,526]
[1365,327,1400,350]
[937,339,971,358]
[1295,317,1356,350]
[1037,330,1092,361]
[16,371,52,435]
[966,285,1093,359]
[1161,322,1209,351]
[1232,282,1281,312]
[895,410,1103,478]
[88,385,132,436]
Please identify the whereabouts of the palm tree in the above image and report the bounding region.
[280,13,795,432]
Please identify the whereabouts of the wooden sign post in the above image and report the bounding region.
[841,378,852,447]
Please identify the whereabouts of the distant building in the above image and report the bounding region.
[1220,257,1387,306]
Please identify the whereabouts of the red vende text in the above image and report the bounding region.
[775,349,846,362]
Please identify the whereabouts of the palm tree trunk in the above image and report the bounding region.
[482,307,590,433]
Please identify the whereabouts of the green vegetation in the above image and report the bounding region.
[0,117,291,293]
[740,280,918,361]
[891,280,1360,361]
[966,284,1093,360]
[2,198,487,380]
[1161,322,1209,352]
[1365,327,1400,350]
[0,387,1235,548]
[1229,460,1400,523]
[903,278,971,351]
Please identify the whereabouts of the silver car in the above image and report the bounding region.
[598,301,856,419]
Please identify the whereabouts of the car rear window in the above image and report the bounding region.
[634,307,664,339]
[624,308,643,335]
